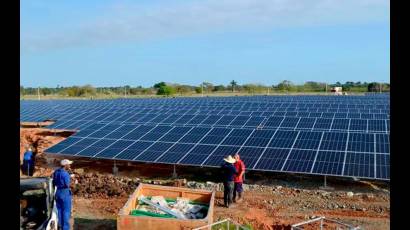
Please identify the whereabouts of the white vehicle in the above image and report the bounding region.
[20,177,58,230]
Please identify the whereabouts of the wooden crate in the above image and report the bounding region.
[117,183,215,230]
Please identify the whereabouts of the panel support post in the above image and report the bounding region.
[172,164,178,179]
[319,176,334,191]
[113,160,118,176]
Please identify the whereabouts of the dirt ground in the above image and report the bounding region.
[20,127,390,230]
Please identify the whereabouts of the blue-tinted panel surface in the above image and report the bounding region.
[127,141,154,150]
[134,142,174,161]
[376,134,390,154]
[244,129,276,147]
[254,148,290,170]
[156,143,195,163]
[280,117,300,128]
[268,130,298,148]
[200,128,231,145]
[114,149,145,160]
[179,127,211,143]
[368,120,386,132]
[45,137,82,153]
[376,154,390,179]
[179,145,217,165]
[221,129,253,146]
[293,131,322,150]
[244,116,264,127]
[264,116,284,128]
[229,116,250,126]
[296,117,315,129]
[23,95,389,180]
[344,153,374,178]
[203,146,240,166]
[319,132,348,151]
[313,118,332,130]
[283,149,316,172]
[347,133,374,153]
[331,119,349,131]
[236,147,264,168]
[312,151,345,175]
[350,119,367,132]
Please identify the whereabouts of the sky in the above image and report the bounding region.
[20,0,390,88]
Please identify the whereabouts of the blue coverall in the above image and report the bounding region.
[22,150,34,176]
[52,168,72,230]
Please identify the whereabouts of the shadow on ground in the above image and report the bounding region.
[74,218,116,230]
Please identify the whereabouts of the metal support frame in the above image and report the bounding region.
[172,164,178,178]
[291,216,361,230]
[113,160,118,175]
[319,175,334,191]
[193,218,251,230]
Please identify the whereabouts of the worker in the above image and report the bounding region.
[220,155,237,208]
[52,159,74,230]
[233,153,246,203]
[22,147,35,176]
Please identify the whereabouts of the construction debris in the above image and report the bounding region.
[139,196,186,219]
[134,195,209,220]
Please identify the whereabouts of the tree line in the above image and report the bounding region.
[20,81,390,97]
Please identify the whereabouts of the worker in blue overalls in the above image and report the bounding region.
[22,147,35,176]
[52,159,74,230]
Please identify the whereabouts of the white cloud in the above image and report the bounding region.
[21,0,389,53]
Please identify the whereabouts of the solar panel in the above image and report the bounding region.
[20,95,389,180]
[244,129,276,147]
[312,151,345,175]
[347,133,374,153]
[282,149,317,173]
[293,131,323,150]
[319,132,348,151]
[156,143,196,163]
[254,148,290,170]
[203,146,241,166]
[179,144,217,165]
[268,130,299,148]
[376,154,390,179]
[343,152,375,178]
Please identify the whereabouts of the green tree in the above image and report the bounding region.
[213,85,226,92]
[203,82,214,93]
[277,80,295,92]
[306,82,327,92]
[175,85,192,95]
[41,88,52,96]
[195,87,202,94]
[157,85,176,96]
[368,82,387,92]
[243,84,266,94]
[153,82,166,89]
[141,88,151,95]
[230,80,238,92]
[82,84,97,96]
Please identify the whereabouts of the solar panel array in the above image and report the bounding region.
[20,95,390,180]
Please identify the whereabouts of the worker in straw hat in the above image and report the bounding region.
[220,155,237,208]
[52,159,74,230]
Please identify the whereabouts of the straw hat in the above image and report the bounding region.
[61,159,73,166]
[223,155,236,164]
